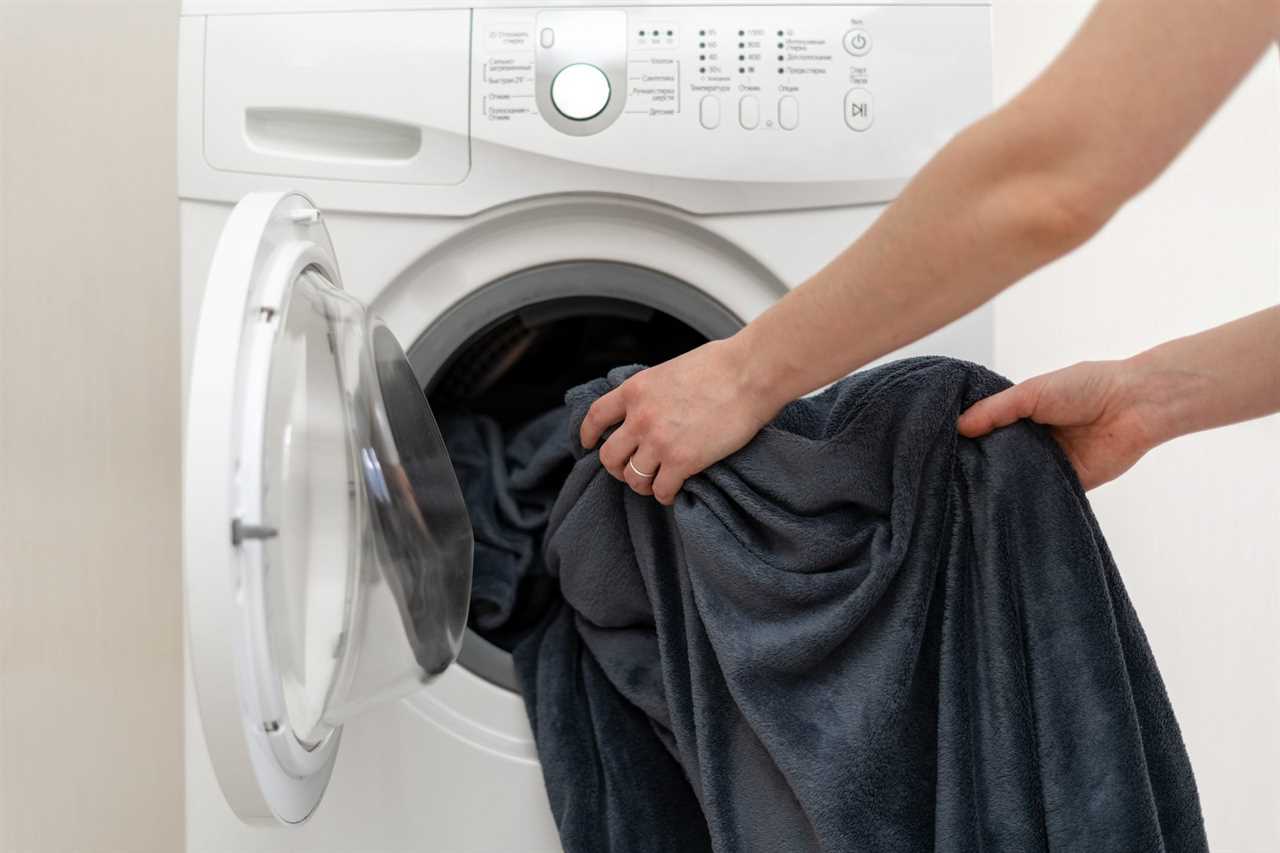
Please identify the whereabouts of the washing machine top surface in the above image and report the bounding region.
[183,0,983,12]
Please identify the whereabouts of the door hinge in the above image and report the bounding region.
[231,518,279,546]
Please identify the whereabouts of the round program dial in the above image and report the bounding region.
[550,63,611,121]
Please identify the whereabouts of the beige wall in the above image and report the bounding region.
[0,3,184,852]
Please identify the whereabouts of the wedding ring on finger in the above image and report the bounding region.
[628,458,656,479]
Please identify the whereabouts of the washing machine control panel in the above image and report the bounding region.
[473,4,992,188]
[532,9,628,135]
[184,4,992,214]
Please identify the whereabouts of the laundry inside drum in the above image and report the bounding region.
[424,294,718,689]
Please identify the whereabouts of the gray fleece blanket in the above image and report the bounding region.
[444,357,1207,853]
[437,406,571,649]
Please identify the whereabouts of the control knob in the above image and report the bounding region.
[550,63,611,121]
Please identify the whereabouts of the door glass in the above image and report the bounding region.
[261,269,361,746]
[364,325,472,678]
[258,267,471,749]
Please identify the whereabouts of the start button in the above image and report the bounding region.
[844,88,873,131]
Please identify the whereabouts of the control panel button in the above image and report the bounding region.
[778,95,799,131]
[539,27,555,48]
[843,28,871,57]
[739,95,760,130]
[699,95,721,129]
[843,88,873,131]
[551,63,611,121]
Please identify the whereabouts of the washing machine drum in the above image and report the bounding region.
[409,262,743,689]
[185,192,473,825]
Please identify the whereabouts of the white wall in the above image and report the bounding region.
[991,4,1280,851]
[0,3,185,852]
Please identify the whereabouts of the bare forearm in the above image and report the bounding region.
[729,0,1279,412]
[583,0,1278,503]
[734,108,1097,408]
[1129,306,1280,446]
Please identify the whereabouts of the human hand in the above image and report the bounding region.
[579,338,784,505]
[957,359,1165,490]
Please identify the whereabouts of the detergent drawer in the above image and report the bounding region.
[203,11,471,186]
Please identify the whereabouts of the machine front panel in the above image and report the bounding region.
[474,5,992,185]
[183,3,991,214]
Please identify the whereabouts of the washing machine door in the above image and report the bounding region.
[184,191,473,825]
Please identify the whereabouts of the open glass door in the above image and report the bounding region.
[184,192,473,824]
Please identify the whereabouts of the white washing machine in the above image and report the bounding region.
[179,1,995,849]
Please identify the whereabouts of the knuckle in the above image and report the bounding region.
[599,445,619,469]
[628,408,652,432]
[653,479,679,503]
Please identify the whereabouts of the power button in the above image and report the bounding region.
[843,29,871,57]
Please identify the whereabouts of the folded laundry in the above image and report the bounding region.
[448,357,1208,853]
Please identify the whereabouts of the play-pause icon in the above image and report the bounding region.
[844,88,873,132]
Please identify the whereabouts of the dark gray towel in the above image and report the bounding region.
[437,406,574,648]
[512,357,1206,853]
